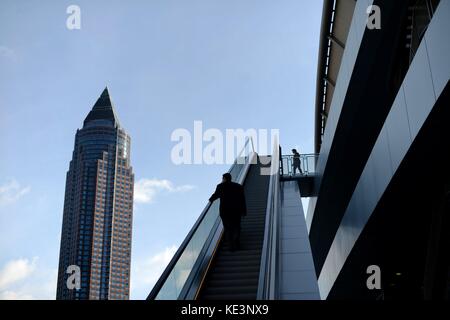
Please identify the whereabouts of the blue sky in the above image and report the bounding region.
[0,0,322,299]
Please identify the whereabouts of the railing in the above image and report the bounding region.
[257,139,281,299]
[280,153,319,178]
[147,138,256,300]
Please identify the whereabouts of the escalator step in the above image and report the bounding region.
[212,261,260,268]
[202,293,257,300]
[218,249,261,256]
[216,254,261,262]
[208,278,258,288]
[211,265,260,274]
[203,285,258,295]
[209,272,259,281]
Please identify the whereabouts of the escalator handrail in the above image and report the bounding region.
[147,138,255,300]
[257,141,280,300]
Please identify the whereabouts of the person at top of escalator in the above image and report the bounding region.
[209,173,247,251]
[292,148,303,175]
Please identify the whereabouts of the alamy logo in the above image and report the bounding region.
[66,5,81,30]
[66,265,81,290]
[366,265,381,290]
[170,121,279,175]
[366,5,381,30]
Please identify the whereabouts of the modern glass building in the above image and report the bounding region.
[56,88,134,300]
[307,0,450,299]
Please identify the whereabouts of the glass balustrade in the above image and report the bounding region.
[280,153,318,178]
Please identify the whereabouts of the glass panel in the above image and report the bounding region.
[155,272,177,299]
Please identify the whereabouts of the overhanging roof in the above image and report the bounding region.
[314,0,356,153]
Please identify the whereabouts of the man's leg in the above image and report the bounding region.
[227,229,233,249]
[221,217,233,250]
[230,217,241,251]
[235,219,241,250]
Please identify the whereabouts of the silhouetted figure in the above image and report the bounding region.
[209,173,247,251]
[292,149,303,175]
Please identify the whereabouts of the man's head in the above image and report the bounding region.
[222,173,232,183]
[292,148,297,153]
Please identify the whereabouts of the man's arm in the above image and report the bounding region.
[209,185,221,203]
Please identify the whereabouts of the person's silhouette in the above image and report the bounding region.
[209,173,247,251]
[292,149,303,175]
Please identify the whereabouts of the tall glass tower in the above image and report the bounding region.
[56,88,134,300]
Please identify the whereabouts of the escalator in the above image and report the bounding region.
[147,141,279,300]
[198,158,271,300]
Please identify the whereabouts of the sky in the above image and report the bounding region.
[0,0,322,299]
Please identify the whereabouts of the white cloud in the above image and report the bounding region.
[0,257,37,290]
[0,179,31,206]
[0,46,16,61]
[0,257,56,300]
[0,290,33,300]
[130,245,177,299]
[134,178,195,204]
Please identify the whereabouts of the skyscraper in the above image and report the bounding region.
[56,88,134,300]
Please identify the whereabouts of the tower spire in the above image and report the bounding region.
[83,87,120,127]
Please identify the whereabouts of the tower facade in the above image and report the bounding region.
[56,88,134,300]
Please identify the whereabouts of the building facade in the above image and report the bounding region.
[307,0,449,299]
[56,88,134,300]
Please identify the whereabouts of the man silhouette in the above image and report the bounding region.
[209,173,247,251]
[292,148,303,175]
